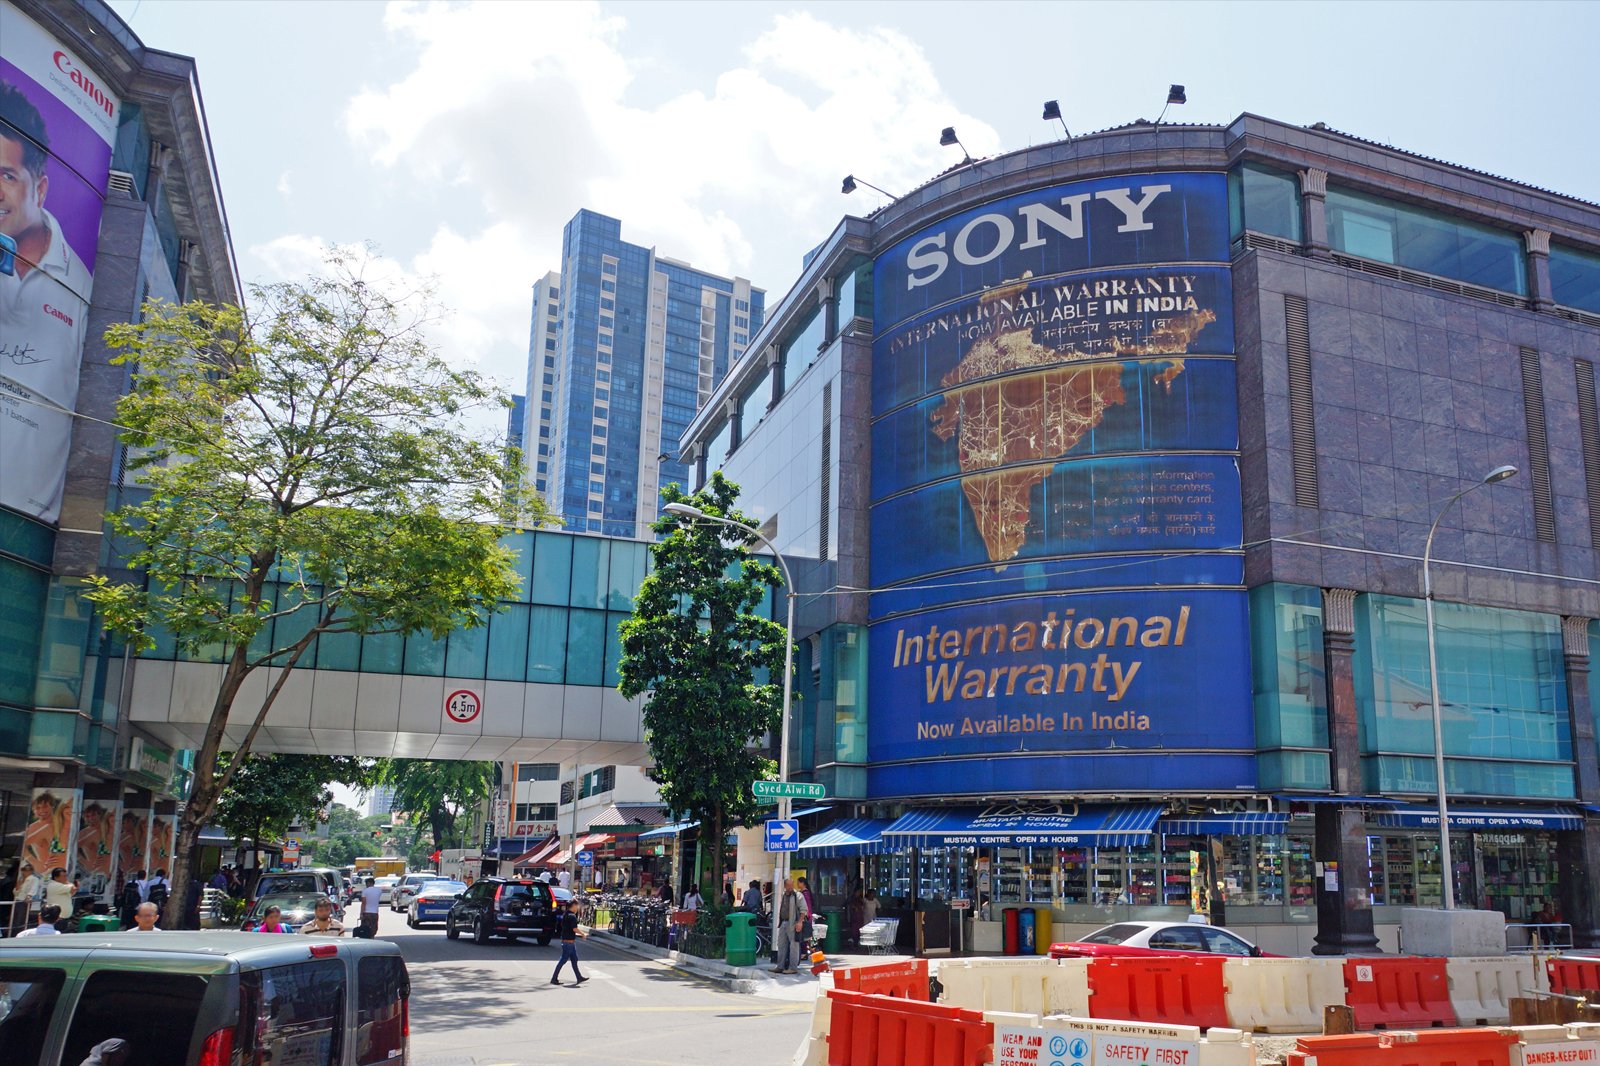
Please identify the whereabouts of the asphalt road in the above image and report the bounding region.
[372,905,816,1066]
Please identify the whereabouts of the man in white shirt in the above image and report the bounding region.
[130,902,161,932]
[15,903,62,936]
[358,877,382,938]
[0,80,93,522]
[557,868,571,891]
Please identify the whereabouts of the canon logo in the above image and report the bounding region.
[52,51,114,119]
[43,304,74,327]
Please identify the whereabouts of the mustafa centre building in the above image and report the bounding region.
[681,112,1600,956]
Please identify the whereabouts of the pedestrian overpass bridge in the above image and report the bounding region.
[125,529,744,765]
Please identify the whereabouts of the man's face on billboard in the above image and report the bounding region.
[0,134,48,241]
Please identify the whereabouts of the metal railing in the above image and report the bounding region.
[1508,922,1574,953]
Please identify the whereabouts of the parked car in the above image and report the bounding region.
[251,868,342,908]
[241,893,345,931]
[1048,920,1268,959]
[446,877,557,945]
[391,873,450,912]
[0,930,408,1066]
[346,873,402,905]
[406,880,468,927]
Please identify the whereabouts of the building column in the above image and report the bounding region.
[1313,588,1379,954]
[766,345,784,410]
[1526,229,1555,312]
[726,398,742,452]
[1299,168,1331,260]
[817,278,838,345]
[691,443,706,491]
[1559,616,1600,947]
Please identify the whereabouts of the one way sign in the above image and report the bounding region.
[764,819,799,852]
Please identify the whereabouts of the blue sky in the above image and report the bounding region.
[106,0,1600,398]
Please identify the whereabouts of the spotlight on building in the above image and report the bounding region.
[939,126,973,164]
[841,175,898,199]
[1155,84,1187,125]
[1042,100,1072,139]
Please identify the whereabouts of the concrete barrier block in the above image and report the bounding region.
[1224,957,1347,1034]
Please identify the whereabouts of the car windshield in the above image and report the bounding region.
[416,882,466,897]
[253,894,327,916]
[499,884,547,903]
[1080,923,1146,945]
[259,874,319,893]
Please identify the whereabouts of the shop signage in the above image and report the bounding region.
[868,171,1251,799]
[482,822,494,851]
[752,781,827,800]
[576,850,594,867]
[124,738,174,789]
[951,898,972,910]
[995,1026,1200,1066]
[1523,1044,1600,1066]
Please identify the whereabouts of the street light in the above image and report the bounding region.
[661,500,796,957]
[1422,463,1517,910]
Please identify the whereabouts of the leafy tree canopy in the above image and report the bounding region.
[213,753,372,852]
[617,473,787,891]
[83,250,545,924]
[372,759,494,852]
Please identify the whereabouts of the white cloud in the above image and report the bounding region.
[276,170,292,197]
[303,2,995,392]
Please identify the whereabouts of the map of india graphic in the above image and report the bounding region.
[928,301,1217,563]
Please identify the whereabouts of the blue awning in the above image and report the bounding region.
[881,803,1163,848]
[1158,813,1289,836]
[797,818,894,858]
[638,820,695,840]
[790,806,831,819]
[1372,804,1582,831]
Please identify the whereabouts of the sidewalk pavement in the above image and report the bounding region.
[590,929,918,1000]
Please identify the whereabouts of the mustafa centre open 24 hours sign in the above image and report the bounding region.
[866,173,1252,799]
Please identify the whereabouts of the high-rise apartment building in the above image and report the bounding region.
[522,212,762,536]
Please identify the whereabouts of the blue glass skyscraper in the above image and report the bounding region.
[523,210,763,536]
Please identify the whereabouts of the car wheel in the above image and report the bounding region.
[536,935,551,946]
[407,911,417,928]
[474,917,492,945]
[446,916,460,940]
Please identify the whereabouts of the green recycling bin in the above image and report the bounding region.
[76,914,119,933]
[725,911,758,967]
[821,910,843,953]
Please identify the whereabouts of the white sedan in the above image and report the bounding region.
[1049,920,1269,959]
[392,873,450,911]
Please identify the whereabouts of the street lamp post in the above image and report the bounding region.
[1422,464,1517,910]
[661,501,796,961]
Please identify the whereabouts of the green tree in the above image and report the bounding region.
[306,804,395,867]
[213,754,371,862]
[84,252,544,926]
[373,759,493,852]
[617,473,787,895]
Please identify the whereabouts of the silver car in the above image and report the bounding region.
[391,873,450,911]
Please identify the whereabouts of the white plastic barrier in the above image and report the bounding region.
[938,957,1091,1016]
[789,987,832,1066]
[1222,957,1347,1034]
[1037,1014,1257,1066]
[1510,1024,1600,1066]
[1447,955,1551,1025]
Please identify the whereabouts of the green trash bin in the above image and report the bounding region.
[76,914,119,933]
[725,911,758,967]
[821,910,843,954]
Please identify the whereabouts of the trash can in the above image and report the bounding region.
[76,914,119,933]
[1034,907,1054,956]
[725,911,758,967]
[1018,907,1037,954]
[1003,907,1020,955]
[822,910,843,954]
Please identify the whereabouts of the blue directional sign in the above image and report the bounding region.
[576,850,594,867]
[764,819,799,852]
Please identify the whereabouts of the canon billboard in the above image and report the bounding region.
[0,1,121,523]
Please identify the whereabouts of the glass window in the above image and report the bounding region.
[1551,243,1600,314]
[569,537,610,610]
[506,531,535,603]
[486,605,529,682]
[835,258,872,322]
[1354,594,1571,797]
[1201,928,1254,956]
[1250,584,1329,750]
[360,630,403,674]
[63,970,207,1066]
[603,610,629,687]
[445,612,489,677]
[0,966,66,1065]
[356,956,408,1066]
[779,305,826,382]
[527,606,568,683]
[1147,925,1207,951]
[705,419,732,471]
[1326,186,1527,295]
[607,541,645,610]
[736,366,772,439]
[0,559,48,706]
[565,610,606,686]
[530,532,573,606]
[1229,163,1302,242]
[403,632,446,676]
[244,960,345,1066]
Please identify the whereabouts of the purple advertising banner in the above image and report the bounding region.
[0,1,121,523]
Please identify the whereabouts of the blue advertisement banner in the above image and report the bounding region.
[866,588,1254,793]
[874,172,1231,333]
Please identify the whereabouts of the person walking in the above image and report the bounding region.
[549,898,589,985]
[741,879,763,912]
[130,902,161,932]
[357,876,382,938]
[772,877,810,974]
[680,884,702,913]
[145,868,170,916]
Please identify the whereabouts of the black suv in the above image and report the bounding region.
[446,877,557,945]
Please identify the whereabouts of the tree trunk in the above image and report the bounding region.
[707,808,723,899]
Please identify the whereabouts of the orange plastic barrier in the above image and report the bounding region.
[1086,955,1231,1030]
[833,959,932,1001]
[1546,957,1600,995]
[1343,958,1458,1030]
[1285,1028,1516,1066]
[826,989,992,1066]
